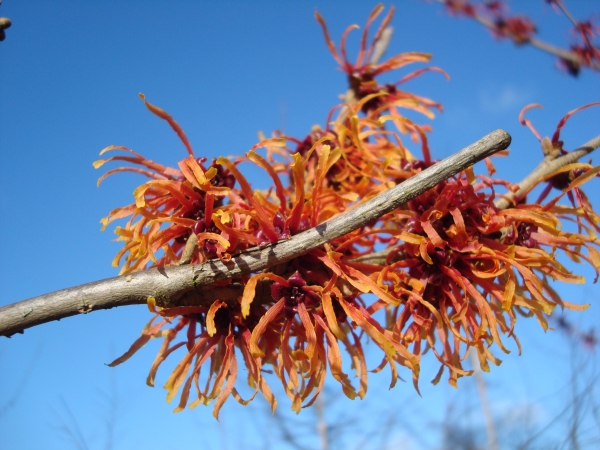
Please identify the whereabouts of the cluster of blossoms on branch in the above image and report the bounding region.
[97,5,599,418]
[441,0,600,76]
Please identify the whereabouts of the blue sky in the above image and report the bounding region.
[1,1,599,449]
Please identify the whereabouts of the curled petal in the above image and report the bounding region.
[519,103,544,141]
[551,102,600,145]
[139,93,194,156]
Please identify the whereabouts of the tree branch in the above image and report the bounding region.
[495,134,600,209]
[436,0,600,72]
[0,130,510,337]
[340,134,600,267]
[528,37,600,72]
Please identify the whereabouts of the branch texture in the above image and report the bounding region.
[0,130,510,337]
[316,134,600,267]
[495,134,600,209]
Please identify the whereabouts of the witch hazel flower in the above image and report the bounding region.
[101,5,600,416]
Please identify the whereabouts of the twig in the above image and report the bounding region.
[315,392,329,450]
[0,345,41,418]
[470,351,499,450]
[0,130,510,337]
[52,397,90,450]
[495,134,600,210]
[528,37,600,71]
[436,0,600,72]
[554,0,580,30]
[347,134,600,267]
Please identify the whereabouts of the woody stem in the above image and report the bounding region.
[0,130,510,337]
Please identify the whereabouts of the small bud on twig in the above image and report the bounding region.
[0,17,11,42]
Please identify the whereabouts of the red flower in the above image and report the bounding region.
[444,0,476,18]
[493,16,536,44]
[104,8,600,415]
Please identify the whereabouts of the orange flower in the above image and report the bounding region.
[104,6,599,415]
[108,298,276,419]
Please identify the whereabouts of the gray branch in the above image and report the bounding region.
[495,134,600,210]
[0,130,511,337]
[341,134,600,268]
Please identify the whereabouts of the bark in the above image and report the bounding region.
[0,130,511,337]
[495,134,600,209]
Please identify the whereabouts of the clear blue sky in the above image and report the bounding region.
[1,1,599,449]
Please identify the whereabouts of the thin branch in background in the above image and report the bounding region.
[269,369,416,450]
[554,0,582,30]
[51,397,91,450]
[566,343,582,450]
[469,351,498,450]
[51,370,124,450]
[97,370,119,450]
[436,0,600,74]
[352,403,405,450]
[440,401,484,450]
[590,365,600,439]
[375,414,400,450]
[270,407,313,450]
[265,383,367,450]
[560,337,600,450]
[553,313,597,350]
[518,350,600,449]
[315,392,329,450]
[218,416,230,450]
[553,0,598,68]
[0,345,41,418]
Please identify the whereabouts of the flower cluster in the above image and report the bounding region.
[439,0,600,76]
[100,6,599,418]
[562,18,600,76]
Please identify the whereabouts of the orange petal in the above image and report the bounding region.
[206,301,227,337]
[139,93,194,156]
[241,273,288,318]
[249,298,286,357]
